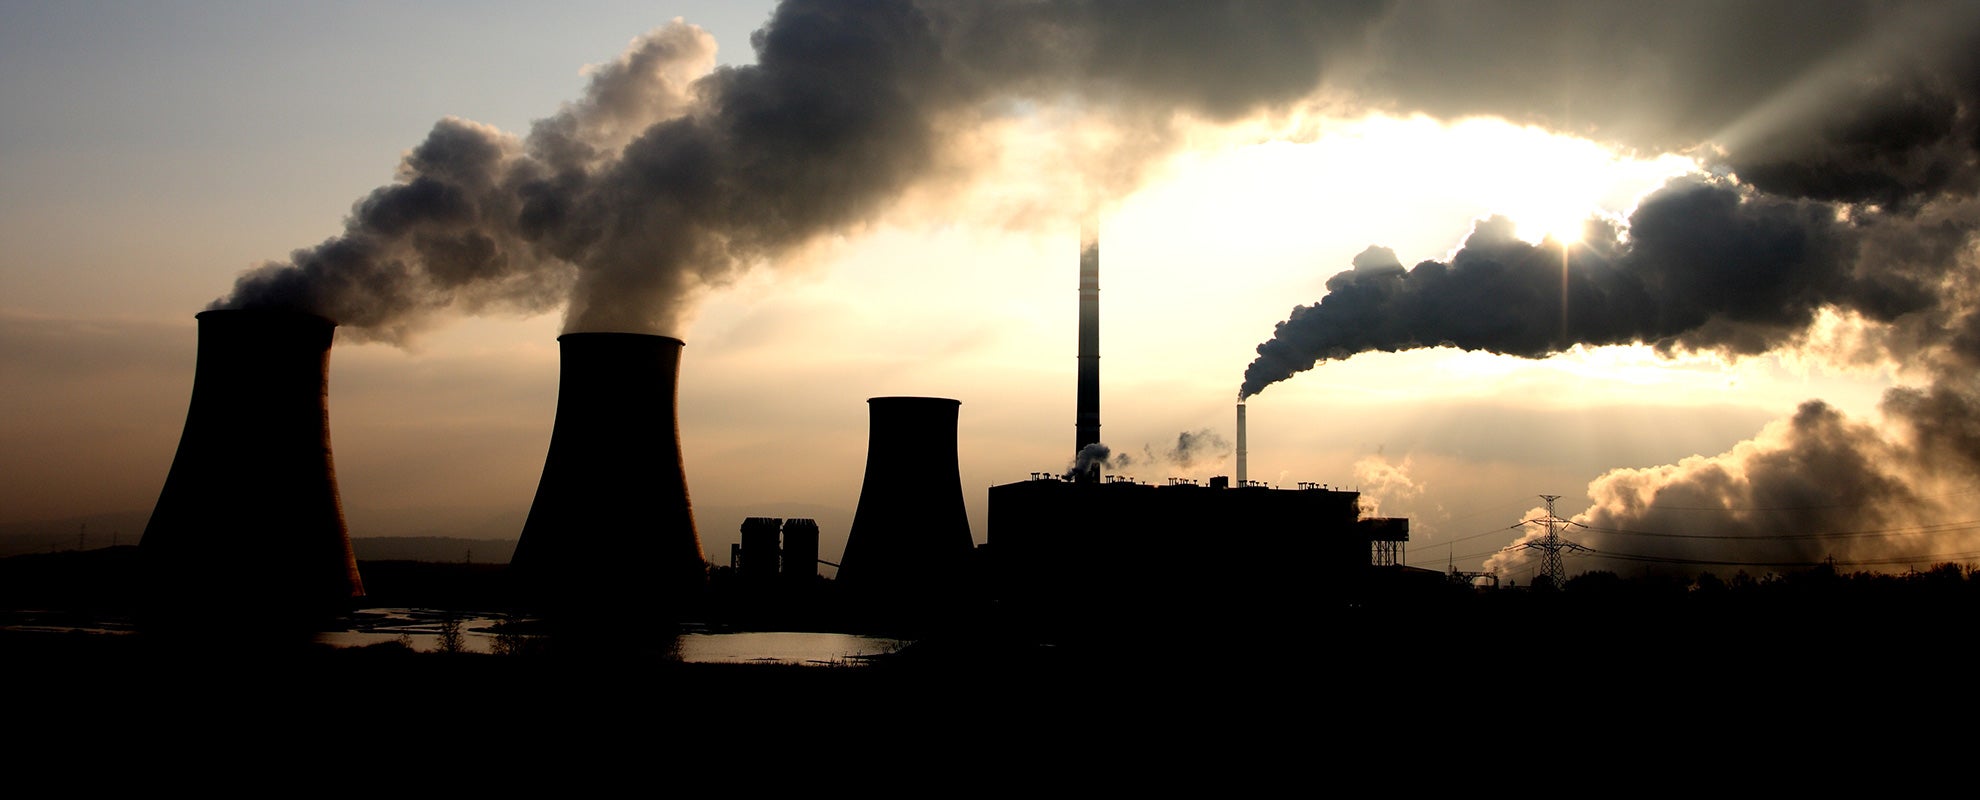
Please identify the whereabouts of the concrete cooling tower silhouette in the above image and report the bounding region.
[836,397,974,622]
[510,333,707,629]
[140,309,364,632]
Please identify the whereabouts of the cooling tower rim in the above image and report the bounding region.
[196,307,336,327]
[557,331,686,346]
[866,396,961,406]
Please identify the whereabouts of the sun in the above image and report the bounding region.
[1515,209,1591,248]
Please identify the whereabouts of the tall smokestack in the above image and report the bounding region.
[511,333,706,630]
[1075,219,1100,482]
[838,396,974,627]
[140,309,364,633]
[1236,401,1247,487]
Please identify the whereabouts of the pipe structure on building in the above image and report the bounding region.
[140,309,364,633]
[511,333,706,631]
[837,397,974,625]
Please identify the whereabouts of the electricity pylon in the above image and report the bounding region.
[1509,494,1588,589]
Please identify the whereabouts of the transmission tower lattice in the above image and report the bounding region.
[1510,494,1588,588]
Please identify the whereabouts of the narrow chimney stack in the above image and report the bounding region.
[1074,219,1100,482]
[1237,400,1248,487]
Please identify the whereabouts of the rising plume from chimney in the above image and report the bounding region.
[140,309,364,632]
[510,333,706,629]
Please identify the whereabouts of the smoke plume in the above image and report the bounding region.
[1240,176,1941,399]
[1238,0,1980,575]
[211,1,1980,349]
[1065,442,1119,481]
[1064,429,1232,482]
[214,1,1383,341]
[1158,428,1232,469]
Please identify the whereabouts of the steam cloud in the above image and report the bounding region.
[1234,0,1980,575]
[216,0,1382,341]
[1064,429,1231,481]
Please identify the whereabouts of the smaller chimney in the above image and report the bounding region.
[1236,400,1248,487]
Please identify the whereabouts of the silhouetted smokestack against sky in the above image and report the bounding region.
[838,396,973,621]
[1236,401,1247,486]
[1075,217,1100,479]
[511,333,705,629]
[140,309,363,633]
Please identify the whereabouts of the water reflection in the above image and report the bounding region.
[318,608,907,665]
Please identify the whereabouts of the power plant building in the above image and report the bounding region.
[989,475,1408,628]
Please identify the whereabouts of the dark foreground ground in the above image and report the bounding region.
[3,606,1969,785]
[4,552,1975,773]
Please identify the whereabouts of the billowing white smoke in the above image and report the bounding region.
[1063,429,1233,481]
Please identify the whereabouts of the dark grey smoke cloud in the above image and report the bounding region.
[1156,425,1219,469]
[1065,442,1117,481]
[216,1,1980,346]
[217,0,1382,340]
[1240,176,1941,398]
[1238,0,1980,574]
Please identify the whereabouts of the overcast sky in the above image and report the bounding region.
[6,1,1979,582]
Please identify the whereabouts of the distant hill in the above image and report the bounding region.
[0,511,151,557]
[352,537,516,564]
[0,510,520,563]
[1,501,852,568]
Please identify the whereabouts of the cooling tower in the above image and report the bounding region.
[139,309,363,632]
[837,397,974,615]
[511,333,706,629]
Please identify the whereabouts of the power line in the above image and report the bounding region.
[1576,518,1980,542]
[1633,485,1980,513]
